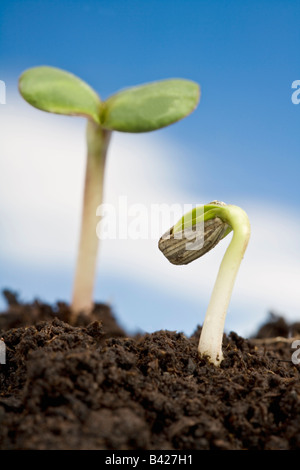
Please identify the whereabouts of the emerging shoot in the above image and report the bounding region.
[19,66,200,317]
[159,201,250,366]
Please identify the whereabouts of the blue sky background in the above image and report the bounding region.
[0,0,299,337]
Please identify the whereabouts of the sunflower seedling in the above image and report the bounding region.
[159,201,250,366]
[19,66,200,317]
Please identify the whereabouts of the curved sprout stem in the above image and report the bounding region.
[198,205,250,365]
[71,120,111,316]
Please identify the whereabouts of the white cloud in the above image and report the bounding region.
[0,95,299,336]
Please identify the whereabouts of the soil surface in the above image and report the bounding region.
[0,291,300,450]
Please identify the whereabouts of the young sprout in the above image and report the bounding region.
[19,66,200,317]
[159,201,250,366]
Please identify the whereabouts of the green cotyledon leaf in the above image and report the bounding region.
[101,79,200,132]
[19,66,102,124]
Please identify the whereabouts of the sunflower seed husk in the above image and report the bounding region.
[158,215,230,266]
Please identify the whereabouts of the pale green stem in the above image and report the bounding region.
[71,120,111,316]
[198,205,250,365]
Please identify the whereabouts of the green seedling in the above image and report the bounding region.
[19,66,200,316]
[159,201,250,366]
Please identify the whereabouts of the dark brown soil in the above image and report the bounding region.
[0,291,300,450]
